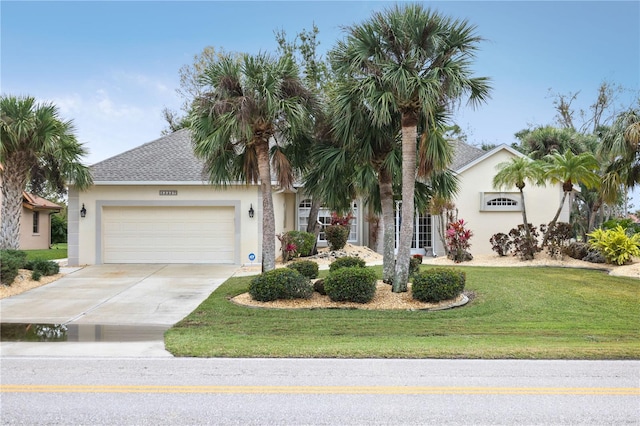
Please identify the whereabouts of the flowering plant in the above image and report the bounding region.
[330,212,353,226]
[445,219,473,263]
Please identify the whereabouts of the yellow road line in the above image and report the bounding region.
[1,385,638,395]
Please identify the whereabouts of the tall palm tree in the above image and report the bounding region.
[541,150,600,246]
[492,156,546,258]
[189,53,314,272]
[331,4,491,292]
[0,95,92,249]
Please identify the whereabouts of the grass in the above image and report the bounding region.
[24,243,67,262]
[165,265,640,359]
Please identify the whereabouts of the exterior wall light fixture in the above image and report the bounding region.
[80,204,87,218]
[248,204,255,218]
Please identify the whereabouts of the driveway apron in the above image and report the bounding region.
[0,264,239,357]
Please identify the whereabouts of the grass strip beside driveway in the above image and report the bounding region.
[165,266,639,359]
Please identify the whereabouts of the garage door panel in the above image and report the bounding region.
[103,206,235,264]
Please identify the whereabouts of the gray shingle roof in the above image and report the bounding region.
[90,130,487,183]
[91,129,207,182]
[449,140,486,171]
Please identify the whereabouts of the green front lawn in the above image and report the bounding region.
[24,243,67,261]
[165,265,639,359]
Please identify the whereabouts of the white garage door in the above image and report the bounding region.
[103,206,235,263]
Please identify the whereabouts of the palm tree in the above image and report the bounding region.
[189,52,314,272]
[521,126,585,160]
[541,150,600,246]
[0,95,92,250]
[492,156,546,258]
[331,4,491,292]
[600,109,640,190]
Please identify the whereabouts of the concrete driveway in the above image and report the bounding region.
[0,264,239,357]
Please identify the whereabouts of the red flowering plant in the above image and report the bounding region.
[445,219,474,263]
[325,212,353,251]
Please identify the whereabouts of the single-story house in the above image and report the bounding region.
[0,192,62,250]
[68,129,568,266]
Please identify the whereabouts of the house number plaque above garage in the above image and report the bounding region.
[159,190,178,196]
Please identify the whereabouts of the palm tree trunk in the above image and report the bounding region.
[0,155,30,250]
[541,191,568,247]
[378,167,395,283]
[305,199,322,255]
[588,197,602,232]
[393,112,418,292]
[519,187,536,260]
[255,139,276,272]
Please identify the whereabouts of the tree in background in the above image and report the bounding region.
[0,95,92,249]
[331,4,491,292]
[189,53,315,271]
[275,24,332,246]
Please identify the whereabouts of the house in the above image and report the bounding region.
[68,129,567,266]
[0,192,62,250]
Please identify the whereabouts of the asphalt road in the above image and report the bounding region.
[1,358,638,425]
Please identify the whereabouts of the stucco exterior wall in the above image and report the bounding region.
[72,183,268,266]
[18,207,53,250]
[451,148,569,256]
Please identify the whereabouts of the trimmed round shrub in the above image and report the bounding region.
[31,270,42,281]
[25,258,60,276]
[412,268,465,303]
[324,267,377,303]
[313,279,326,295]
[287,260,319,279]
[0,250,27,286]
[329,256,366,272]
[325,224,349,251]
[249,268,313,302]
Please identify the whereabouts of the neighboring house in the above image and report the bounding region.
[0,192,62,250]
[68,130,567,266]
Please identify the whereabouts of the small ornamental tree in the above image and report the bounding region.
[445,219,473,263]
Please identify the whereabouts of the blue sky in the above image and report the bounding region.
[2,1,639,204]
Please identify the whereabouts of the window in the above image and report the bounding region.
[394,202,432,254]
[480,192,521,211]
[298,199,358,243]
[33,211,40,234]
[487,197,518,207]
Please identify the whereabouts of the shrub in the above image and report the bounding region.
[31,270,42,281]
[582,249,606,264]
[445,219,473,262]
[490,233,512,257]
[313,279,326,295]
[412,268,466,303]
[324,267,377,303]
[564,241,591,260]
[249,268,313,302]
[0,250,27,286]
[285,231,316,257]
[508,224,541,260]
[587,226,640,265]
[409,257,422,278]
[602,218,640,235]
[412,254,423,264]
[329,256,366,272]
[325,225,350,251]
[24,258,60,276]
[287,260,319,279]
[541,222,573,259]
